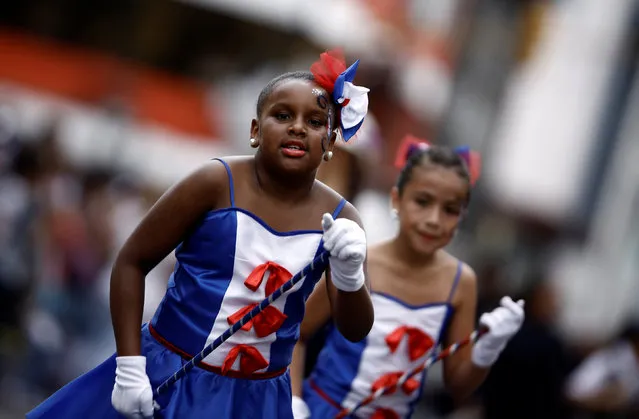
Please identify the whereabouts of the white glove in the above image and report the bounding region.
[292,395,311,419]
[322,213,366,292]
[112,356,154,419]
[472,296,525,368]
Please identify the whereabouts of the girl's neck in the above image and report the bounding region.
[389,234,437,269]
[253,154,316,203]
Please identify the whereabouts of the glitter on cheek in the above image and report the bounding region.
[327,107,333,133]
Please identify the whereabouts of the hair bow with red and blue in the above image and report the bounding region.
[310,50,369,142]
[394,135,482,186]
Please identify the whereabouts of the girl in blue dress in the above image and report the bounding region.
[291,136,525,418]
[27,50,374,419]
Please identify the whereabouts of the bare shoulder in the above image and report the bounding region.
[441,252,477,306]
[313,180,362,226]
[201,156,256,206]
[116,158,237,268]
[180,159,233,206]
[219,155,255,171]
[458,262,478,291]
[194,158,232,182]
[212,155,253,181]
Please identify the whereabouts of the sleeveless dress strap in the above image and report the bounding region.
[446,261,463,303]
[212,158,235,207]
[331,198,347,218]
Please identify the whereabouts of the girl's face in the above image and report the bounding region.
[251,79,336,176]
[391,163,468,256]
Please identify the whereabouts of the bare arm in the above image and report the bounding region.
[110,161,226,356]
[290,276,333,396]
[442,264,489,400]
[325,202,374,343]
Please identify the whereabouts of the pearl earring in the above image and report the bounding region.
[323,150,333,161]
[391,208,398,219]
[249,138,258,148]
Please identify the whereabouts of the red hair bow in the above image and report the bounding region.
[394,134,482,186]
[393,135,431,169]
[309,49,347,94]
[454,146,482,186]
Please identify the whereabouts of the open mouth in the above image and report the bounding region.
[282,140,306,150]
[281,140,307,157]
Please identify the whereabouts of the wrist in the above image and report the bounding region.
[116,355,146,365]
[114,334,142,357]
[115,356,148,377]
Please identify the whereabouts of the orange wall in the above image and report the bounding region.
[0,28,220,139]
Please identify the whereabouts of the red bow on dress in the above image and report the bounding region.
[244,261,292,296]
[227,303,288,338]
[222,261,297,375]
[221,344,269,376]
[228,261,292,337]
[371,371,420,396]
[385,326,435,361]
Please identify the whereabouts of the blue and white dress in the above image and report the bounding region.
[28,158,347,419]
[304,263,462,418]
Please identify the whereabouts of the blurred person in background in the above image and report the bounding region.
[50,170,115,338]
[13,126,121,403]
[290,136,525,419]
[28,50,374,419]
[479,278,576,419]
[0,142,42,339]
[565,320,639,418]
[0,138,45,408]
[0,121,106,410]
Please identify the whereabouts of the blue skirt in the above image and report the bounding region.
[27,325,294,419]
[303,379,343,418]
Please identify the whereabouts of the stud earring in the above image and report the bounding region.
[323,150,333,161]
[249,138,258,148]
[390,208,399,219]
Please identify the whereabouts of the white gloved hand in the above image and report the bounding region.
[321,213,366,292]
[292,395,311,419]
[472,296,525,368]
[112,356,154,419]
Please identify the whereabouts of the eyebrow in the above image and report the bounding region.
[413,190,465,203]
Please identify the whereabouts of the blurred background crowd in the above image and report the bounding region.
[0,0,638,417]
